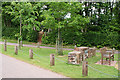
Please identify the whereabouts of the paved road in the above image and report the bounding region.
[0,42,119,54]
[1,53,67,78]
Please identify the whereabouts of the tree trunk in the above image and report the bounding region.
[20,14,22,36]
[85,27,87,32]
[57,28,63,55]
[81,28,84,33]
[4,16,6,27]
[18,14,22,49]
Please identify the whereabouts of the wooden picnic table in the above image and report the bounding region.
[77,47,89,51]
[74,47,97,60]
[68,51,84,64]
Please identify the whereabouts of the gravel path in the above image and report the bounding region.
[0,42,119,54]
[1,53,67,78]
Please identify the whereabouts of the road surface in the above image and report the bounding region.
[1,53,67,78]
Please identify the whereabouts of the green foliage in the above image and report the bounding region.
[2,26,38,42]
[42,30,57,44]
[41,35,49,44]
[2,2,120,49]
[26,30,38,42]
[2,26,19,39]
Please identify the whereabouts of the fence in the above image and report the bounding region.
[3,40,119,78]
[87,64,118,78]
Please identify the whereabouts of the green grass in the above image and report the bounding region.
[0,44,118,78]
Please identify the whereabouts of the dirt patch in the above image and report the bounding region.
[95,60,117,66]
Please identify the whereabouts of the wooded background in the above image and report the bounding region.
[2,2,120,49]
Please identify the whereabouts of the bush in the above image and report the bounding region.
[26,30,38,42]
[2,27,38,42]
[2,26,120,50]
[42,35,49,44]
[2,26,19,39]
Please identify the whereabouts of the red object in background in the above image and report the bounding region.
[38,31,44,44]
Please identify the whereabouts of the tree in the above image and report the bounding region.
[3,2,43,39]
[41,2,90,55]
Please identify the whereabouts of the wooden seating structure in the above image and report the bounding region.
[68,51,84,64]
[88,48,96,58]
[74,47,96,59]
[100,47,115,65]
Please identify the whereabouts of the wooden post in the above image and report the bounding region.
[77,53,80,64]
[86,61,88,76]
[93,48,96,56]
[82,61,85,76]
[101,54,103,65]
[82,61,88,76]
[50,54,55,66]
[29,49,33,59]
[4,40,7,51]
[15,46,18,55]
[109,53,111,65]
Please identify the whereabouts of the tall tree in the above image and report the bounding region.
[4,2,42,40]
[41,2,90,55]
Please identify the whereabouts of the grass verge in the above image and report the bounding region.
[0,44,118,78]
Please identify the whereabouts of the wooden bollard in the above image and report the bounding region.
[82,61,85,76]
[77,53,80,64]
[82,61,88,76]
[86,61,88,76]
[4,40,7,51]
[50,54,55,66]
[29,49,33,59]
[15,46,18,55]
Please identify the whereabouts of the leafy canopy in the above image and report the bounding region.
[41,2,90,30]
